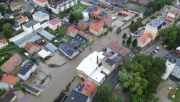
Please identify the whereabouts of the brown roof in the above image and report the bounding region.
[0,38,8,44]
[1,54,22,70]
[17,16,29,24]
[138,32,153,44]
[107,41,130,56]
[89,20,104,32]
[24,42,34,51]
[81,80,97,97]
[2,74,20,85]
[67,26,79,33]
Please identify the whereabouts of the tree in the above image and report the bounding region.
[132,39,138,47]
[126,35,132,47]
[122,33,127,39]
[130,19,142,32]
[69,12,83,24]
[120,55,165,101]
[94,84,122,102]
[3,23,12,38]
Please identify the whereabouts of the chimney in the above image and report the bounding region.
[97,56,99,65]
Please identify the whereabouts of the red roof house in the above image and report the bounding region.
[48,18,61,30]
[1,54,22,73]
[138,32,153,47]
[24,42,40,55]
[17,16,29,25]
[81,80,97,97]
[67,26,79,37]
[89,20,105,36]
[79,31,93,43]
[1,74,20,87]
[118,10,135,17]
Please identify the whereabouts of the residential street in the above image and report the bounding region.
[17,24,130,102]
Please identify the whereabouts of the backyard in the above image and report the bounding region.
[57,3,88,18]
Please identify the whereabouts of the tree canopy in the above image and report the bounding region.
[129,18,142,32]
[69,12,83,24]
[3,23,13,38]
[160,25,180,50]
[94,84,122,102]
[120,55,166,101]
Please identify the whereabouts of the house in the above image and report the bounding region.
[32,11,49,23]
[48,18,61,30]
[10,2,23,11]
[0,38,8,49]
[48,0,78,14]
[138,32,153,48]
[3,14,14,19]
[64,90,90,102]
[24,42,40,55]
[107,41,130,57]
[1,74,20,88]
[75,80,97,98]
[169,59,180,81]
[59,43,80,59]
[78,21,89,31]
[67,26,79,37]
[17,16,29,25]
[22,20,41,33]
[38,49,52,59]
[118,10,135,17]
[17,61,37,80]
[33,0,48,7]
[22,83,41,96]
[0,81,10,90]
[147,18,166,30]
[1,54,22,73]
[176,46,180,54]
[165,12,176,22]
[162,60,176,80]
[22,4,35,14]
[90,9,102,19]
[45,43,58,53]
[0,92,17,102]
[89,20,105,36]
[37,29,55,41]
[78,31,93,44]
[12,23,21,31]
[76,51,107,85]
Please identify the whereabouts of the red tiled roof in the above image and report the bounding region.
[79,31,93,41]
[119,10,135,17]
[89,20,104,32]
[138,32,153,44]
[36,0,47,3]
[49,18,61,25]
[1,54,22,70]
[17,16,29,24]
[2,74,19,85]
[107,41,130,57]
[81,80,97,97]
[67,26,79,33]
[24,42,34,51]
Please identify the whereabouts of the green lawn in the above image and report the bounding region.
[169,88,180,102]
[57,3,88,18]
[0,53,11,65]
[45,26,67,37]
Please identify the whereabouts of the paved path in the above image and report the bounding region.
[18,25,130,102]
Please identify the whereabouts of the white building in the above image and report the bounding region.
[38,49,52,59]
[22,20,41,33]
[32,11,49,23]
[162,60,176,80]
[33,0,48,7]
[17,61,37,80]
[76,51,108,85]
[48,18,61,30]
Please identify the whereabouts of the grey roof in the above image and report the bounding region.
[105,58,115,66]
[23,20,38,28]
[37,29,55,41]
[176,58,180,67]
[12,22,20,29]
[0,92,16,102]
[64,90,88,102]
[148,18,165,28]
[45,43,58,53]
[33,11,49,18]
[59,43,77,57]
[18,61,36,76]
[22,83,40,94]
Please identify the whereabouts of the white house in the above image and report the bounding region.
[0,39,8,49]
[22,20,41,33]
[76,51,108,85]
[38,49,52,59]
[32,11,49,23]
[33,0,48,7]
[48,18,61,30]
[162,60,176,80]
[17,61,37,80]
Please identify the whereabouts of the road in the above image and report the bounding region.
[18,23,130,102]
